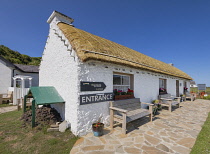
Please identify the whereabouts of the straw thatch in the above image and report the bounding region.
[57,22,192,80]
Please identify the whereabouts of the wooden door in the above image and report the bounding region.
[176,80,179,97]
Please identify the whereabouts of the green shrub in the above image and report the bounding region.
[204,95,210,100]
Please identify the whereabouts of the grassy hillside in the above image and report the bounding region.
[0,45,41,66]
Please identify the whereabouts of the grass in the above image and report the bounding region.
[0,103,11,108]
[0,110,79,154]
[191,112,210,154]
[190,87,210,95]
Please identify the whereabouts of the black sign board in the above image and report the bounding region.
[81,82,106,91]
[80,93,113,105]
[198,84,206,91]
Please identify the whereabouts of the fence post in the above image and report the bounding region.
[17,99,20,111]
[32,99,36,128]
[23,95,27,113]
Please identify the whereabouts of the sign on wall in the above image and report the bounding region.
[197,84,206,91]
[80,82,106,91]
[80,93,113,105]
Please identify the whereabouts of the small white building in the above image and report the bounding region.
[190,81,197,88]
[39,11,193,136]
[0,56,39,94]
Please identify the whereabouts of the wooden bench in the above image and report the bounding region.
[159,93,181,112]
[184,92,195,102]
[109,98,153,134]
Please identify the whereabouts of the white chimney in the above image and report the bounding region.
[47,10,74,26]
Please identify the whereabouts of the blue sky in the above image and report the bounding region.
[0,0,210,86]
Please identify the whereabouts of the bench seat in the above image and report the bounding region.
[159,93,181,112]
[110,98,153,134]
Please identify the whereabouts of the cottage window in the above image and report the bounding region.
[159,78,167,91]
[113,74,131,92]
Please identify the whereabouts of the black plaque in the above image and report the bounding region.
[81,82,106,91]
[198,84,206,91]
[80,93,113,105]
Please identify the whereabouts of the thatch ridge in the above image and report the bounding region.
[57,22,192,80]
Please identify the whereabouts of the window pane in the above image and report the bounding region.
[159,79,166,89]
[113,86,129,92]
[122,75,129,85]
[113,75,121,85]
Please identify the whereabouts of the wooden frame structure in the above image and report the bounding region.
[109,98,153,134]
[159,93,181,112]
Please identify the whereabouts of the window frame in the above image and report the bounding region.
[159,78,167,90]
[113,72,133,92]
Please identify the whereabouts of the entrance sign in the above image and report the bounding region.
[80,93,113,105]
[197,84,206,91]
[81,82,106,91]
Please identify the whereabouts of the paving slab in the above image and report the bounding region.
[70,99,210,154]
[0,106,17,114]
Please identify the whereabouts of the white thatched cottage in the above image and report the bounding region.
[39,11,192,136]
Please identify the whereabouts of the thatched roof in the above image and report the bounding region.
[57,22,192,80]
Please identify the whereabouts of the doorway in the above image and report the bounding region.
[176,80,179,97]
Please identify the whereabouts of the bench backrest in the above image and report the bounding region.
[185,92,192,97]
[110,98,141,111]
[159,93,172,99]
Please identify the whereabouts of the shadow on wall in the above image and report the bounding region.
[51,103,65,120]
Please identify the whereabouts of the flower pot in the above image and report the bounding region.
[114,94,134,100]
[92,123,104,137]
[159,91,167,95]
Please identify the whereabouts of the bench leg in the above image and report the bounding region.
[178,98,181,108]
[122,113,126,134]
[149,105,153,122]
[169,101,172,112]
[149,114,152,122]
[110,109,114,130]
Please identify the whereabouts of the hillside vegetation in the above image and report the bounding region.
[0,45,41,66]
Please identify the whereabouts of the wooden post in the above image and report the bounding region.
[110,109,114,130]
[23,95,27,113]
[169,101,172,112]
[122,113,127,134]
[149,105,153,122]
[32,99,35,128]
[17,99,20,111]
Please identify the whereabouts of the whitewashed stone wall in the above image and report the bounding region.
[39,21,80,135]
[77,60,190,135]
[0,59,12,93]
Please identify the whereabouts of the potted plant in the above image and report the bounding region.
[114,88,134,100]
[92,121,104,137]
[159,88,167,95]
[184,87,188,94]
[152,100,161,115]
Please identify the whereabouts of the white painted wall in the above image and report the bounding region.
[39,21,80,135]
[76,60,190,135]
[0,59,12,94]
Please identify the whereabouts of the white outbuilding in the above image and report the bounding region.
[39,11,193,136]
[0,56,39,94]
